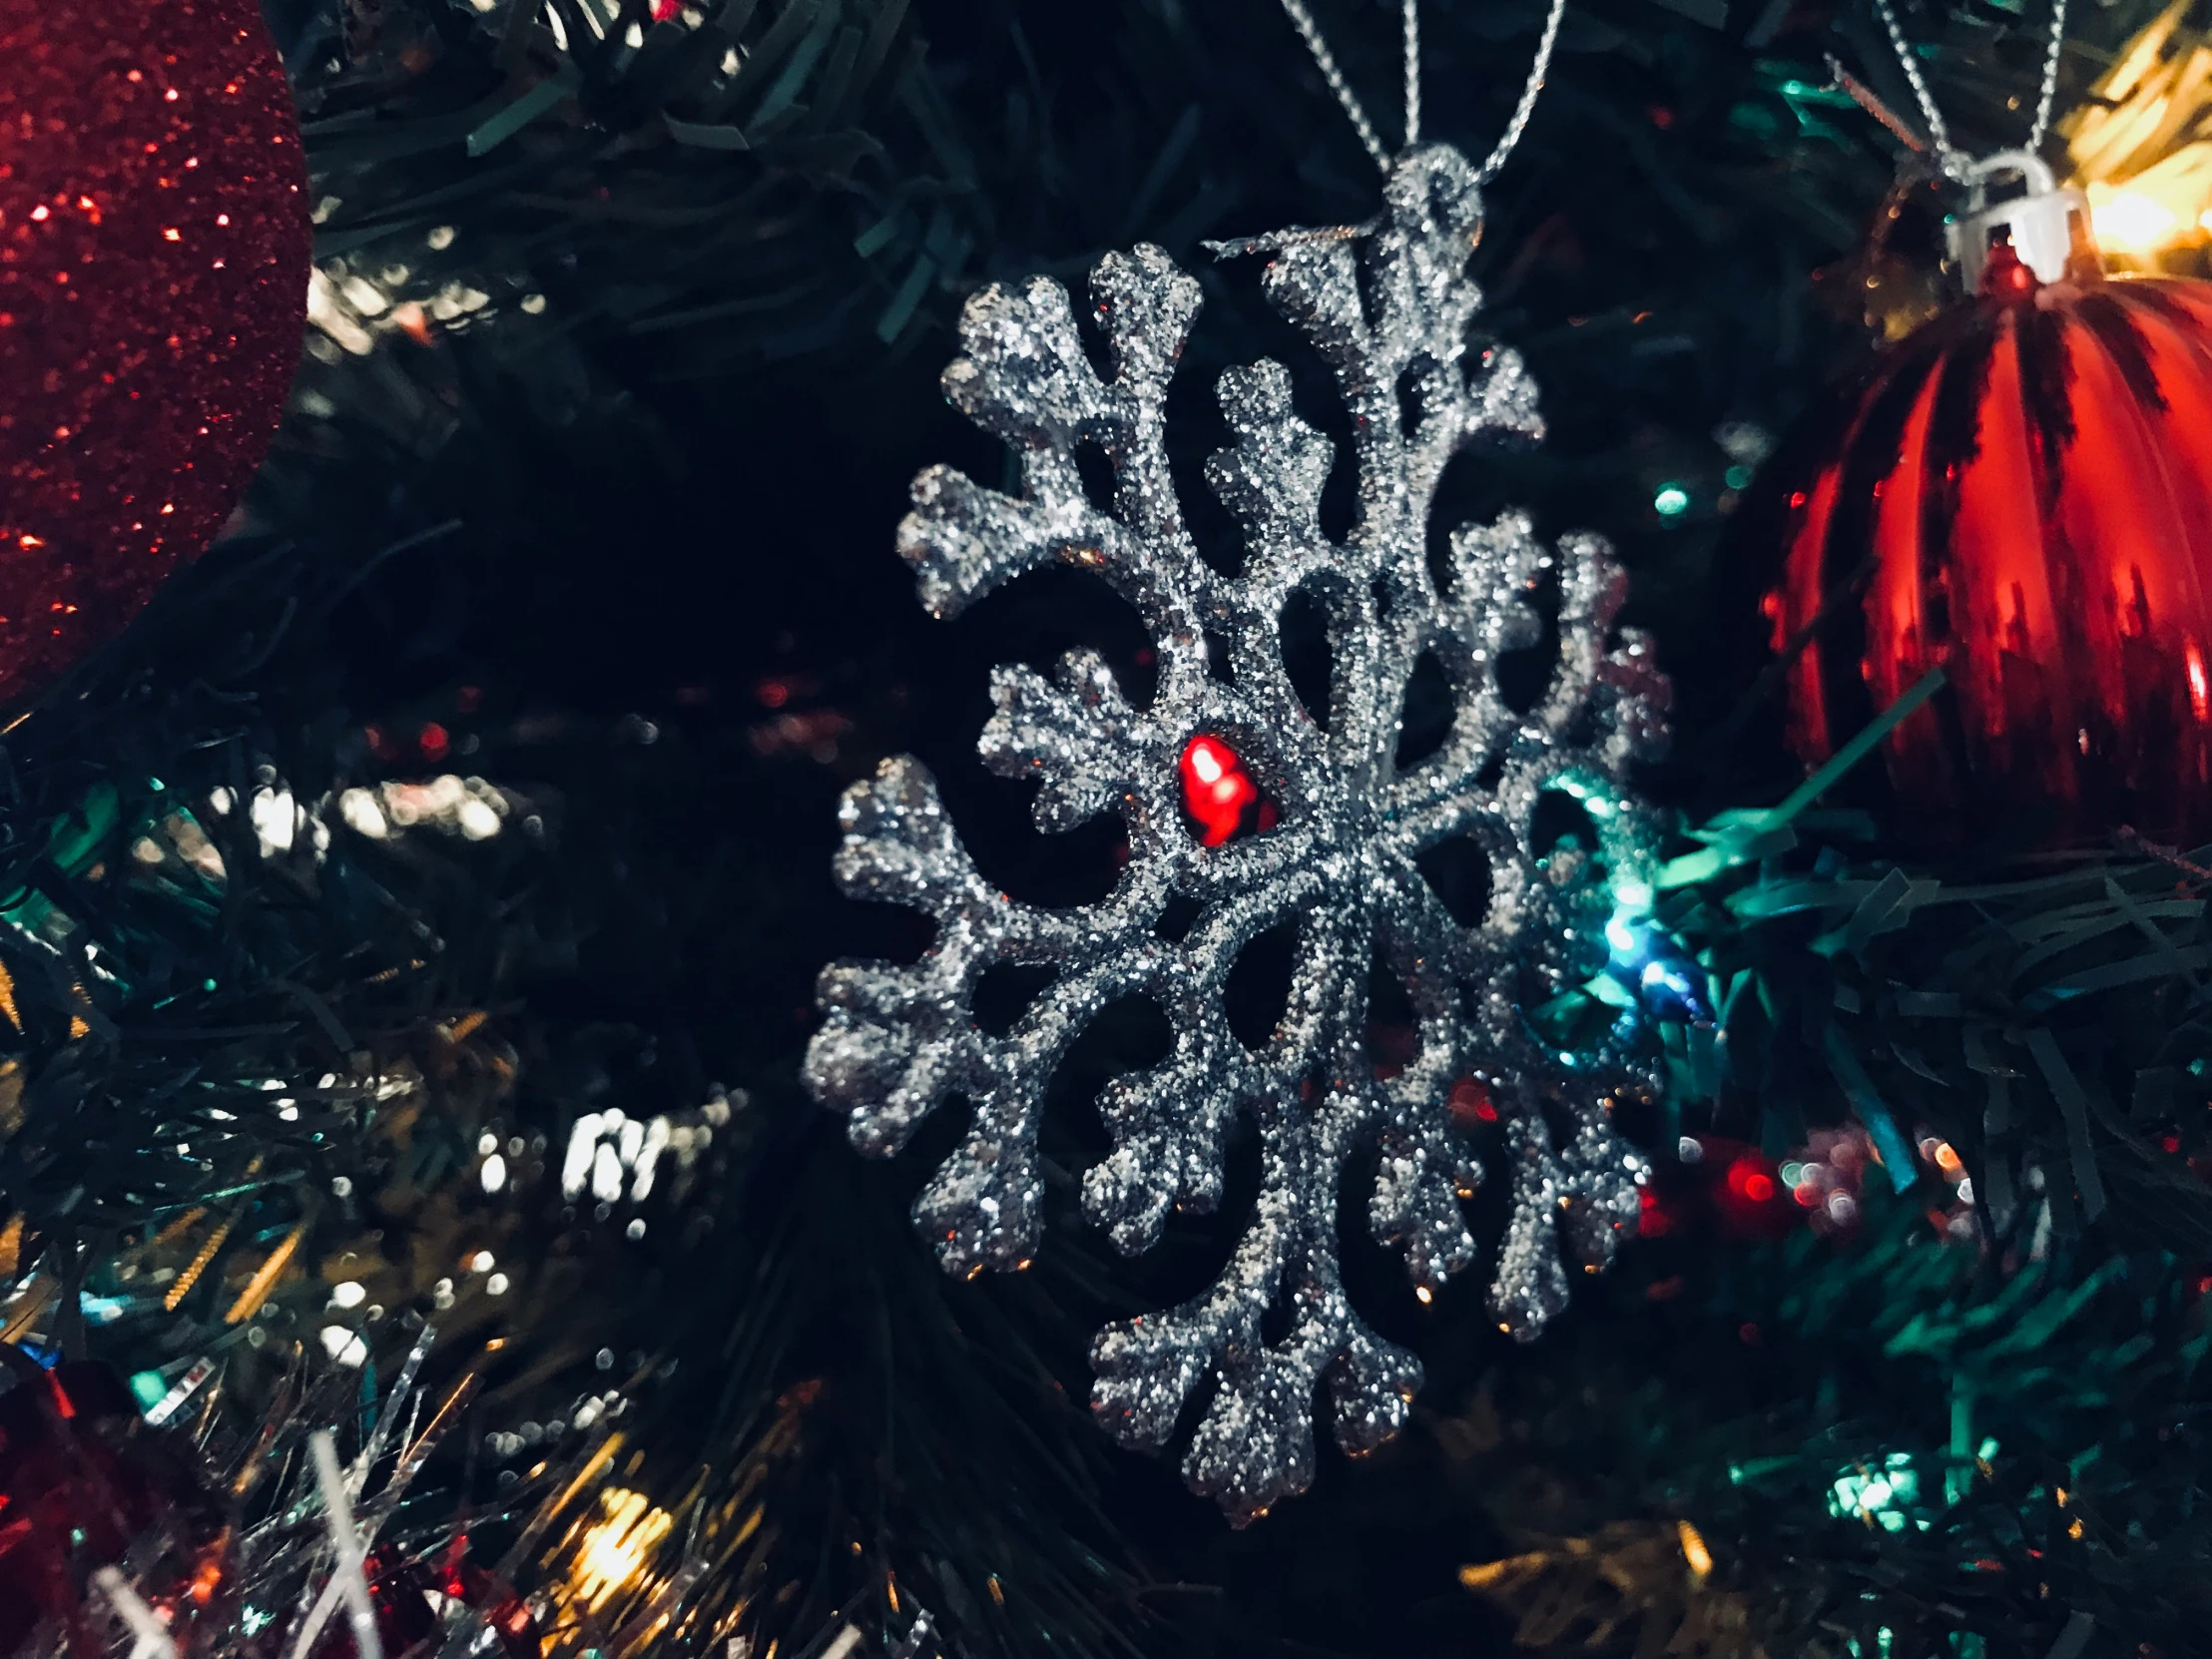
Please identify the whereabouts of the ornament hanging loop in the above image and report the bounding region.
[1870,0,2070,173]
[1275,0,1568,182]
[1945,150,2095,293]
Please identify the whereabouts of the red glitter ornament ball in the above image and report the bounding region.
[0,0,309,704]
[1749,247,2212,849]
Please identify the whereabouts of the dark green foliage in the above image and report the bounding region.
[1448,1191,2212,1657]
[1654,823,2212,1263]
[13,0,2212,1655]
[282,0,984,370]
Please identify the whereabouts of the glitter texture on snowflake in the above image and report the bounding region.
[805,144,1671,1522]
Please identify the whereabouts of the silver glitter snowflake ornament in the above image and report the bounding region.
[806,142,1671,1522]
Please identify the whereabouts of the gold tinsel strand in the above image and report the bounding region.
[165,1210,242,1311]
[222,1219,308,1325]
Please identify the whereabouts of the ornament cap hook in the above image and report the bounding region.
[1945,150,2097,294]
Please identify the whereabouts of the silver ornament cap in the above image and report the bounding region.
[1946,150,2098,293]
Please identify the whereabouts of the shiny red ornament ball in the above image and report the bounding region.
[0,0,308,705]
[1751,246,2212,849]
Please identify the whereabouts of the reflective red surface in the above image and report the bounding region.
[1759,252,2212,847]
[1179,735,1263,845]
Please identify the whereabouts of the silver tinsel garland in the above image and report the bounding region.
[806,143,1671,1522]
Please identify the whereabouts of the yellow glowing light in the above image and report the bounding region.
[2062,2,2212,259]
[1677,1518,1713,1579]
[572,1487,673,1613]
[2092,190,2180,253]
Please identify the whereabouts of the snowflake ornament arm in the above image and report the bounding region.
[806,145,1671,1523]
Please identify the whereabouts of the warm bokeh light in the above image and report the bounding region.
[572,1487,673,1613]
[2089,187,2181,254]
[2064,2,2212,257]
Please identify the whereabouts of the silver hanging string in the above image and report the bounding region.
[1275,0,1570,182]
[1870,0,2069,181]
[1478,0,1569,184]
[1276,0,1391,169]
[2029,0,2071,156]
[1403,0,1422,148]
[1872,0,1965,175]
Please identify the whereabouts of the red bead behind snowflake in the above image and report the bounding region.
[1178,736,1278,845]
